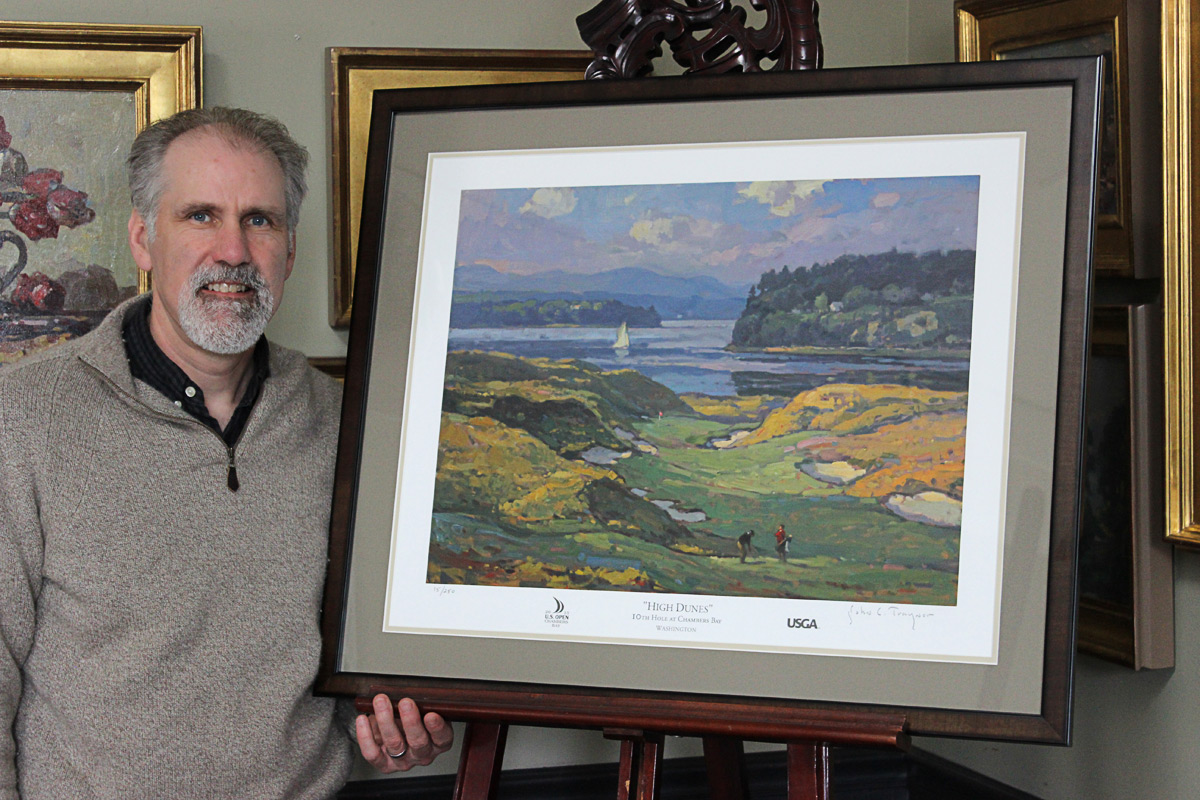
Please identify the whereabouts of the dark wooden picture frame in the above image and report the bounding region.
[1076,305,1173,669]
[955,0,1161,279]
[319,60,1100,745]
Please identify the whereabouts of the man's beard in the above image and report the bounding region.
[177,263,275,355]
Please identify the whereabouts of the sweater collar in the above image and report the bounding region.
[73,293,149,395]
[75,292,315,418]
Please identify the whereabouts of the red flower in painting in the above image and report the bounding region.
[0,114,98,299]
[9,199,58,241]
[47,185,96,229]
[21,168,62,197]
[10,271,66,312]
[5,168,95,241]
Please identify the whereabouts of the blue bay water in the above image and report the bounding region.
[447,320,969,396]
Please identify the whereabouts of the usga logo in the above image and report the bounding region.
[545,597,570,626]
[787,617,819,629]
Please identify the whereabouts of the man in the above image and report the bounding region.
[774,524,791,563]
[736,530,755,563]
[0,108,451,798]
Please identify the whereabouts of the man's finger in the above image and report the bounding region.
[372,693,407,760]
[395,698,432,758]
[355,714,392,771]
[425,711,454,753]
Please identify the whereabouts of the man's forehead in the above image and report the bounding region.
[159,128,286,204]
[165,125,269,160]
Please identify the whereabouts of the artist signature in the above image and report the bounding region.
[846,604,935,630]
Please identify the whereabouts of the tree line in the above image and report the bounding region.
[731,249,976,350]
[450,295,663,328]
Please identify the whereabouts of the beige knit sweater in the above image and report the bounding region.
[0,297,352,798]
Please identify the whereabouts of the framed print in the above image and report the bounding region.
[1077,306,1173,669]
[956,0,1161,279]
[327,47,592,328]
[320,59,1101,744]
[0,21,201,367]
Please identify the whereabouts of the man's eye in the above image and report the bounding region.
[190,211,210,223]
[248,215,270,227]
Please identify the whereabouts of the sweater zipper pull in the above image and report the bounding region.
[226,446,240,492]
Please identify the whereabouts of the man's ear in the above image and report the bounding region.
[285,229,296,280]
[128,209,153,274]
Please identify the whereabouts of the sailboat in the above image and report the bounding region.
[612,320,630,355]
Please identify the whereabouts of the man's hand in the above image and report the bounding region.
[355,694,454,773]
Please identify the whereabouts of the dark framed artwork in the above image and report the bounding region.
[320,59,1101,744]
[327,47,593,328]
[0,22,201,367]
[1077,306,1173,669]
[955,0,1161,279]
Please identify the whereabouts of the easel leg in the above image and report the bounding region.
[606,729,664,800]
[453,722,508,800]
[702,736,748,800]
[786,742,831,800]
[615,738,637,800]
[636,734,664,800]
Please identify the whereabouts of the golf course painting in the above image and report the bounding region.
[425,172,982,607]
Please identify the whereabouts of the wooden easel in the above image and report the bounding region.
[447,715,909,800]
[359,685,907,799]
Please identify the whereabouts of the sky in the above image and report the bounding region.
[454,175,981,287]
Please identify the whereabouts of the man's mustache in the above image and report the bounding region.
[187,264,269,297]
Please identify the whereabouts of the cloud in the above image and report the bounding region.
[784,215,836,243]
[737,180,828,216]
[628,215,720,248]
[629,216,678,246]
[684,217,721,240]
[771,184,981,267]
[705,246,745,267]
[747,237,792,259]
[872,192,900,208]
[519,187,577,218]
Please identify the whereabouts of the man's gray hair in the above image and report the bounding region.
[128,107,309,241]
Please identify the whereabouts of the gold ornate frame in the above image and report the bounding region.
[1164,0,1200,545]
[326,47,592,328]
[0,21,202,296]
[955,0,1161,279]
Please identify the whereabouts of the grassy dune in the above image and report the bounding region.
[735,383,965,444]
[428,354,963,603]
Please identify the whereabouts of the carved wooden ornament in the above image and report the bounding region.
[577,0,822,79]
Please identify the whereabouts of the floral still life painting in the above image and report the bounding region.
[0,91,140,366]
[425,172,981,608]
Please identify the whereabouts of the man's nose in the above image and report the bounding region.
[213,223,252,265]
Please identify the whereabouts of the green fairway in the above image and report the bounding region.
[428,408,960,604]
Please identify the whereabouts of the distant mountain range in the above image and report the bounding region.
[454,265,749,320]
